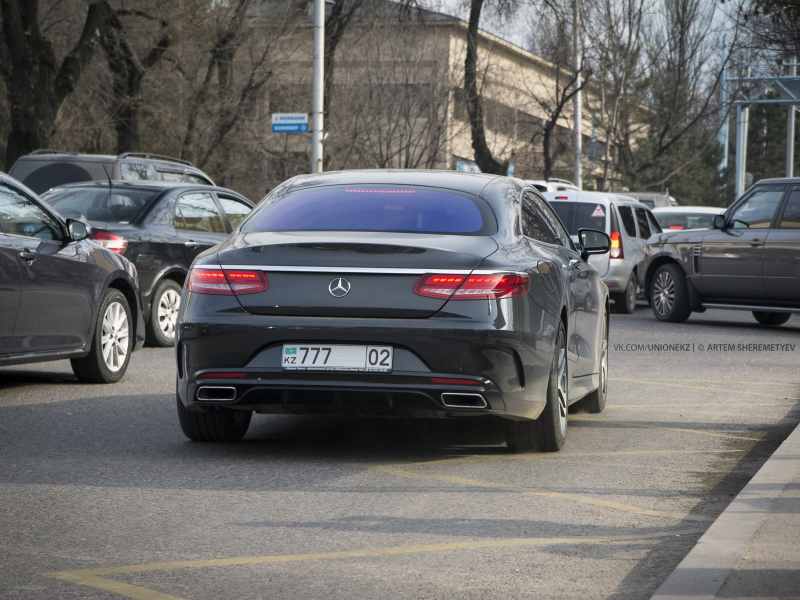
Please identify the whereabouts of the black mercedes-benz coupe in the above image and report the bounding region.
[175,171,611,452]
[0,173,144,382]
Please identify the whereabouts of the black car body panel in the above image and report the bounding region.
[41,182,254,319]
[644,177,800,313]
[176,171,609,421]
[0,173,144,367]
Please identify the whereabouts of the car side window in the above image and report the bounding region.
[634,207,651,238]
[186,174,212,185]
[729,185,786,229]
[120,163,147,180]
[176,192,225,234]
[645,209,662,234]
[158,170,185,183]
[521,192,562,246]
[0,184,62,241]
[531,193,571,248]
[217,196,252,230]
[779,187,800,228]
[617,205,637,237]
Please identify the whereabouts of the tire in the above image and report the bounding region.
[176,396,253,442]
[613,273,637,314]
[502,418,539,453]
[146,279,182,347]
[71,289,133,383]
[752,311,791,326]
[538,321,568,452]
[576,311,607,413]
[650,263,692,323]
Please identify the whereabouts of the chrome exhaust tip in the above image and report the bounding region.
[441,393,488,409]
[196,386,237,401]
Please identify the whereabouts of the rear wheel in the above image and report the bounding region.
[176,397,252,442]
[752,311,791,326]
[146,279,182,347]
[613,273,637,314]
[71,289,133,383]
[538,321,568,452]
[650,263,692,323]
[502,418,538,453]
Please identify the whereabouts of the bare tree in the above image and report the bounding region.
[1,0,112,168]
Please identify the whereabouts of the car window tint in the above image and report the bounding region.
[635,207,651,238]
[218,196,252,230]
[645,210,662,234]
[779,187,800,228]
[729,186,786,228]
[549,201,574,233]
[120,163,147,180]
[173,204,186,230]
[0,184,62,240]
[158,171,185,182]
[176,193,225,233]
[574,202,607,233]
[521,193,559,244]
[11,160,115,195]
[186,174,212,185]
[617,206,637,236]
[528,193,568,246]
[43,187,158,224]
[244,186,493,235]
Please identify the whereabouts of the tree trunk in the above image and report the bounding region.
[464,0,507,175]
[101,11,169,154]
[2,0,111,169]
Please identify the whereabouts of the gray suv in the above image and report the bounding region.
[643,178,800,325]
[8,151,214,195]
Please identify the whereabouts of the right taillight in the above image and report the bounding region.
[186,269,268,296]
[414,273,530,300]
[610,231,623,259]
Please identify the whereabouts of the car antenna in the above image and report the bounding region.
[102,165,113,194]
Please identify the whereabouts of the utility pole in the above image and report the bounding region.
[734,59,751,199]
[788,58,797,178]
[572,0,582,189]
[718,37,729,172]
[311,0,325,174]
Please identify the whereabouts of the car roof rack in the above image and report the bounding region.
[28,149,78,156]
[117,152,194,167]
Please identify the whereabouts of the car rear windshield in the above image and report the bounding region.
[43,187,160,224]
[549,201,608,235]
[654,212,717,230]
[9,160,116,195]
[244,185,496,235]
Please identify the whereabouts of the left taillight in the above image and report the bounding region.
[414,273,530,300]
[186,269,268,296]
[92,230,127,254]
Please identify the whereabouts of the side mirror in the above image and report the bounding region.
[713,214,726,230]
[577,228,611,260]
[67,219,91,241]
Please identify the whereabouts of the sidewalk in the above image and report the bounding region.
[652,418,800,599]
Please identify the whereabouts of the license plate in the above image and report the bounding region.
[281,344,393,372]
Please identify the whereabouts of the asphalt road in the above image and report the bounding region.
[1,307,799,600]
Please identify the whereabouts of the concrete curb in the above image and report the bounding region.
[651,419,800,600]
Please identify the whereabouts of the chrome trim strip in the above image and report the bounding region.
[193,265,526,276]
[701,303,800,314]
[440,393,488,409]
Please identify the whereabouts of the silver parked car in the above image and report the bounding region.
[543,191,662,313]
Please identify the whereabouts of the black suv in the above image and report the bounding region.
[8,150,215,195]
[42,181,254,346]
[643,178,800,326]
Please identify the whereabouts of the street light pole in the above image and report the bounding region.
[788,58,796,178]
[311,0,325,174]
[572,0,582,189]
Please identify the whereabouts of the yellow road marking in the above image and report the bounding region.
[351,463,712,522]
[608,377,781,398]
[570,416,761,441]
[605,402,797,409]
[43,529,703,600]
[385,448,744,468]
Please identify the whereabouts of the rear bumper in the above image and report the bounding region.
[176,295,558,420]
[602,259,635,292]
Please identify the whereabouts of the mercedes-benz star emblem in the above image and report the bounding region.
[328,277,351,298]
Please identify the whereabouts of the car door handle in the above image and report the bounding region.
[19,250,36,263]
[749,240,764,246]
[184,241,200,248]
[569,259,580,269]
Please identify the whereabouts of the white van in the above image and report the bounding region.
[543,191,662,313]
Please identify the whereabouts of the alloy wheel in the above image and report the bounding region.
[556,338,568,437]
[653,271,675,316]
[157,289,181,339]
[101,301,129,372]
